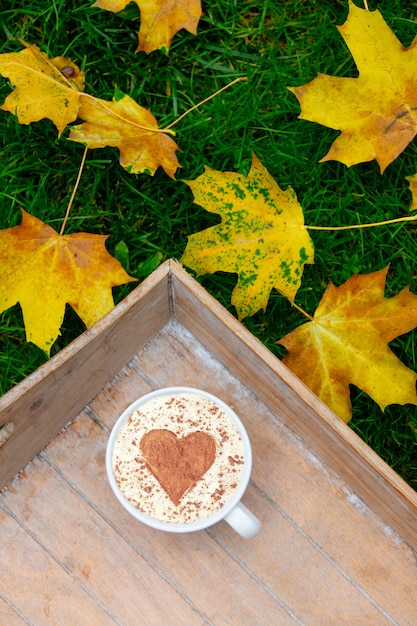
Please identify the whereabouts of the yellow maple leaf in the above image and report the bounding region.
[289,1,417,173]
[279,267,417,423]
[181,154,314,319]
[0,210,136,355]
[68,90,180,177]
[0,43,84,136]
[93,0,202,53]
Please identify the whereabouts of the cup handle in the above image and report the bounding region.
[224,502,261,539]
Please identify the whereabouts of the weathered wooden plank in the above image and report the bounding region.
[0,262,171,490]
[169,261,417,551]
[0,597,28,626]
[243,407,417,624]
[2,457,206,626]
[0,505,116,625]
[212,489,396,625]
[87,363,153,431]
[130,319,417,624]
[43,414,300,625]
[43,410,396,625]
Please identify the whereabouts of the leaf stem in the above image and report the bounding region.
[60,146,88,236]
[292,301,314,320]
[306,213,417,231]
[163,77,248,130]
[77,92,177,136]
[77,77,247,135]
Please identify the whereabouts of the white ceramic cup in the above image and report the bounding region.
[106,387,261,539]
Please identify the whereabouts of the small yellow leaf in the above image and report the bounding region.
[279,267,417,422]
[69,92,180,177]
[289,1,417,172]
[0,210,136,355]
[405,173,417,211]
[93,0,202,53]
[0,43,84,136]
[181,154,314,319]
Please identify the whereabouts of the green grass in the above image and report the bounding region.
[1,0,417,487]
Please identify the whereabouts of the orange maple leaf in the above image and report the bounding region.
[68,90,180,177]
[289,1,417,172]
[279,267,417,422]
[0,210,136,355]
[93,0,202,53]
[0,43,84,136]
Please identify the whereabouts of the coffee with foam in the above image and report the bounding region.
[111,392,245,524]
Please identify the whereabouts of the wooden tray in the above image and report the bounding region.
[1,259,417,624]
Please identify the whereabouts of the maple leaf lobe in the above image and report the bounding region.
[406,173,417,211]
[94,0,201,53]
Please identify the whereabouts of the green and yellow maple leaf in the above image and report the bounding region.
[93,0,202,53]
[69,90,180,177]
[279,267,417,423]
[181,154,314,319]
[0,210,136,355]
[0,43,84,136]
[289,1,417,173]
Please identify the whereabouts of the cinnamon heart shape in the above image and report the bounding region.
[140,429,217,506]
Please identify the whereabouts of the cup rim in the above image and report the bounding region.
[106,386,252,532]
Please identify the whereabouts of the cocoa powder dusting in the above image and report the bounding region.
[140,429,217,505]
